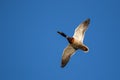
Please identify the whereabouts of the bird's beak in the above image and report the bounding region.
[57,31,67,38]
[57,31,61,34]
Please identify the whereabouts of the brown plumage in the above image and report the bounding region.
[57,18,90,68]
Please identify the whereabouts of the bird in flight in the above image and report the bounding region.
[57,18,90,68]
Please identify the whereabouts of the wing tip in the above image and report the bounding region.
[85,18,90,23]
[61,64,65,68]
[86,18,90,21]
[83,18,90,26]
[61,60,67,68]
[61,56,70,68]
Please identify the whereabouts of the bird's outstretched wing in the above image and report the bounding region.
[61,44,76,68]
[73,18,90,42]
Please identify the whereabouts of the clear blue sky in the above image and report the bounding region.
[0,0,120,80]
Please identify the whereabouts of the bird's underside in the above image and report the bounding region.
[58,18,90,68]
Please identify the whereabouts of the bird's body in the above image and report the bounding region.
[57,18,90,68]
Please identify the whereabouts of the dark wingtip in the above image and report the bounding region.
[61,65,65,68]
[83,18,90,25]
[61,59,69,68]
[87,18,90,21]
[86,18,90,23]
[61,63,66,68]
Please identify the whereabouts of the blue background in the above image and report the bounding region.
[0,0,120,80]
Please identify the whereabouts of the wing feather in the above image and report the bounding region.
[61,44,76,67]
[73,18,90,42]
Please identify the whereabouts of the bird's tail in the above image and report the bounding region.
[57,31,68,38]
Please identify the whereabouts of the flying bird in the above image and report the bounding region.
[57,18,90,68]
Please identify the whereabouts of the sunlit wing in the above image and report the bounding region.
[73,18,90,42]
[61,44,76,67]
